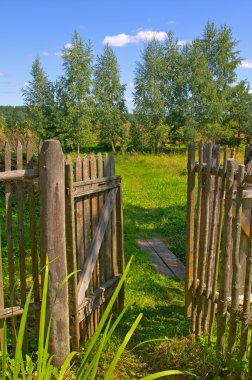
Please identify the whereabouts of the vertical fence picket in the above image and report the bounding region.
[16,141,28,350]
[196,144,212,337]
[75,154,84,276]
[185,143,195,319]
[97,152,106,316]
[208,146,228,343]
[0,223,4,348]
[110,155,118,276]
[217,159,235,352]
[26,140,40,337]
[202,145,220,333]
[90,153,99,331]
[192,141,203,332]
[65,155,79,351]
[82,154,93,338]
[227,165,245,359]
[240,205,252,363]
[104,153,113,282]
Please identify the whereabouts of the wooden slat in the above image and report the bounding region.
[0,302,40,320]
[202,145,220,333]
[110,156,118,276]
[77,187,118,305]
[65,155,79,351]
[16,141,28,351]
[192,141,203,332]
[208,145,228,343]
[75,154,84,276]
[4,142,15,300]
[116,175,124,310]
[195,144,212,337]
[103,153,112,282]
[137,238,175,278]
[0,168,38,181]
[186,143,195,317]
[228,165,245,359]
[0,223,4,348]
[217,159,235,352]
[90,153,99,332]
[78,275,121,322]
[26,142,40,337]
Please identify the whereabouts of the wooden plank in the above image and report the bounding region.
[77,188,118,305]
[4,142,15,301]
[16,141,28,351]
[26,142,40,338]
[73,180,120,197]
[0,222,4,348]
[103,153,113,282]
[148,238,185,279]
[74,175,120,188]
[110,156,118,276]
[208,145,228,344]
[0,302,41,320]
[82,154,93,338]
[75,154,84,276]
[202,145,221,333]
[227,165,245,359]
[78,275,121,322]
[116,176,124,309]
[39,140,70,367]
[195,144,212,337]
[0,168,38,181]
[192,141,203,332]
[65,155,79,351]
[137,238,174,277]
[186,143,195,317]
[217,159,235,353]
[90,153,99,332]
[240,198,252,364]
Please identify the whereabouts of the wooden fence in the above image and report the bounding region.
[0,139,124,367]
[186,142,252,377]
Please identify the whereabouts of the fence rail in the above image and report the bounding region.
[0,140,124,367]
[186,142,252,377]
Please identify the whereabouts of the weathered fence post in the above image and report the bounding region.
[185,143,195,318]
[39,140,70,367]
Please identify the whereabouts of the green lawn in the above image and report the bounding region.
[93,152,227,379]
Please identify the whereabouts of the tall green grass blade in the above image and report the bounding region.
[57,351,77,380]
[131,338,170,351]
[77,256,134,378]
[104,313,143,380]
[140,370,196,379]
[13,285,34,380]
[37,255,49,379]
[82,316,112,380]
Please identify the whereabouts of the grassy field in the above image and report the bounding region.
[91,151,229,380]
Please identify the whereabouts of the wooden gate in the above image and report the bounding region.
[65,151,124,351]
[0,139,124,365]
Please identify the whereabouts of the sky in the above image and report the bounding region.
[1,0,252,110]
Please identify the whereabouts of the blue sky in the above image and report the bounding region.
[1,0,252,109]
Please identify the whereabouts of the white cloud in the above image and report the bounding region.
[167,20,176,25]
[54,52,63,57]
[239,60,252,69]
[65,42,72,49]
[125,97,133,103]
[42,51,50,57]
[126,82,135,89]
[249,89,252,94]
[24,82,31,87]
[177,39,191,46]
[103,30,167,47]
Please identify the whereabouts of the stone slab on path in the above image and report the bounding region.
[137,238,185,280]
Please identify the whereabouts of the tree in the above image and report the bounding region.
[57,31,95,149]
[22,58,55,138]
[133,39,167,152]
[93,44,126,151]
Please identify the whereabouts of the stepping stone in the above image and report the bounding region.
[137,238,185,279]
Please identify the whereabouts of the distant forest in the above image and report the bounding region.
[1,21,252,152]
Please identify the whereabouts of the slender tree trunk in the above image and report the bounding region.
[111,140,115,152]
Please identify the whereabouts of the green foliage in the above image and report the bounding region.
[93,44,127,151]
